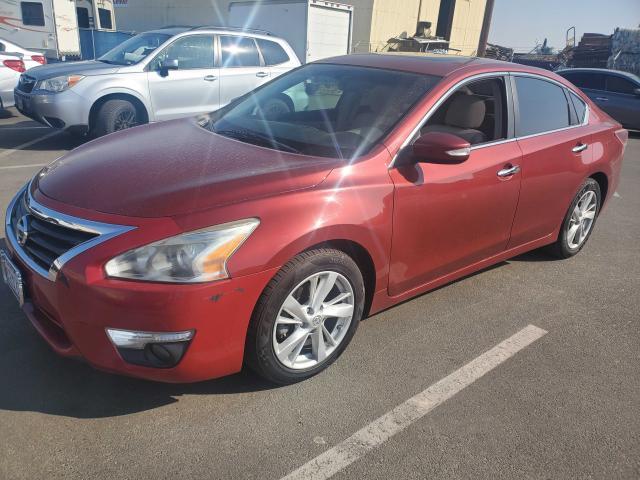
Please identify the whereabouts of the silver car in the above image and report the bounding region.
[13,27,300,136]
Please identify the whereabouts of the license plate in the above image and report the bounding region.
[0,251,24,306]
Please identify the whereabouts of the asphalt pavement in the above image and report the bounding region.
[0,108,638,479]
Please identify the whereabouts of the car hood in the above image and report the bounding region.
[25,60,121,79]
[35,118,339,218]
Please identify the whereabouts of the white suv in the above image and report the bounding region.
[14,27,300,136]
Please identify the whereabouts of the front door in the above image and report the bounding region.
[602,74,640,129]
[388,75,522,296]
[147,34,220,121]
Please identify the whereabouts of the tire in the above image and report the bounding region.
[547,178,601,259]
[92,99,139,137]
[245,248,365,385]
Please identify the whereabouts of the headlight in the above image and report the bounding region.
[105,219,259,283]
[37,74,85,93]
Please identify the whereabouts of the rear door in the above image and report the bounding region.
[218,35,269,107]
[603,74,640,129]
[508,74,592,248]
[255,38,295,80]
[146,34,220,121]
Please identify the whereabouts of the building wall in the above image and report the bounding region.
[448,0,487,55]
[115,0,227,32]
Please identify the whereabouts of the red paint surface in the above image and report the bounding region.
[7,56,625,382]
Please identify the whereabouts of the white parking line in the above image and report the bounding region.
[280,324,548,480]
[0,130,61,159]
[613,192,621,198]
[0,163,48,170]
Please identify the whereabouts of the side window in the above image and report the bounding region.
[0,42,5,52]
[256,39,289,65]
[421,77,508,146]
[283,76,343,112]
[563,72,605,91]
[21,2,45,26]
[569,91,587,125]
[76,7,90,28]
[150,35,215,70]
[606,75,636,95]
[98,8,113,29]
[220,36,261,68]
[515,77,571,137]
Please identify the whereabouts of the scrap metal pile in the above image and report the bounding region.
[607,28,640,76]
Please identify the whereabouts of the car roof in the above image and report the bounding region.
[316,53,521,78]
[145,26,279,41]
[556,67,640,82]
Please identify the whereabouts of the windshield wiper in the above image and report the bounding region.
[215,128,301,154]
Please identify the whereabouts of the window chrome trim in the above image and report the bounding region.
[4,182,135,281]
[389,70,590,169]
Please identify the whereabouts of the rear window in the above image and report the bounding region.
[76,7,90,28]
[220,36,261,67]
[256,39,289,65]
[21,2,45,26]
[98,8,113,29]
[606,75,637,95]
[568,91,587,125]
[515,76,572,137]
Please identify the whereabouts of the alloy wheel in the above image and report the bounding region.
[114,110,137,131]
[272,271,354,370]
[566,190,597,249]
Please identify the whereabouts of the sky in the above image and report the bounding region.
[488,0,640,52]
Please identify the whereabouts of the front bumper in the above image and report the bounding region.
[4,186,275,383]
[14,88,89,130]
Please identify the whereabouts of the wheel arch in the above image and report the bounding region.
[589,171,609,207]
[89,92,149,132]
[302,239,377,318]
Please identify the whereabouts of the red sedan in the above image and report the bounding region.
[1,54,627,384]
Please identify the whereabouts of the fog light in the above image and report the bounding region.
[106,329,194,368]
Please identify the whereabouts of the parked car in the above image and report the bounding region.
[13,26,300,136]
[2,55,626,384]
[0,38,47,70]
[557,68,640,130]
[0,53,25,109]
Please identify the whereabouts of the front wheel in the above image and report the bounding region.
[548,178,601,258]
[92,99,139,137]
[245,249,365,385]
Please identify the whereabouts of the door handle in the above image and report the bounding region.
[595,96,609,101]
[203,75,217,82]
[497,165,520,177]
[255,71,269,78]
[572,143,588,153]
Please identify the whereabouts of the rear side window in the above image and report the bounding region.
[98,8,113,29]
[569,92,587,125]
[562,72,605,91]
[606,75,636,95]
[21,2,45,26]
[76,7,90,28]
[220,36,261,67]
[256,39,289,65]
[515,77,571,137]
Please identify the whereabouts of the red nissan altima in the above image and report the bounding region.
[1,54,627,384]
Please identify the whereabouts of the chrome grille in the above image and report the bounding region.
[9,190,98,271]
[5,184,135,280]
[17,74,36,93]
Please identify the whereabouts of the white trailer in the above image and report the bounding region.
[0,0,116,58]
[228,0,353,63]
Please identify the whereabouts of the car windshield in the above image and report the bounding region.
[204,63,441,158]
[98,32,171,65]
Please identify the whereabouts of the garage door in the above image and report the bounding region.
[307,5,351,62]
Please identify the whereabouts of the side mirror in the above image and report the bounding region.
[408,131,471,164]
[159,58,178,77]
